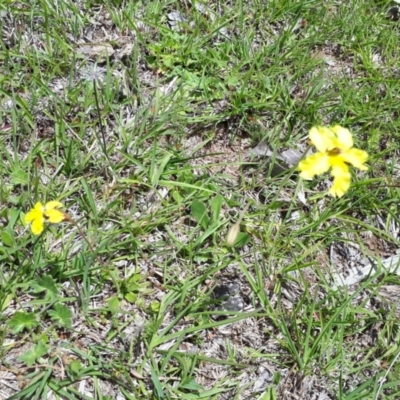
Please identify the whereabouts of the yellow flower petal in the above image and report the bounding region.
[45,208,65,223]
[25,209,39,224]
[31,217,45,235]
[329,175,351,198]
[298,153,330,179]
[330,161,350,176]
[43,201,64,223]
[341,148,368,170]
[329,164,351,197]
[25,202,44,224]
[45,201,63,210]
[309,126,336,152]
[330,125,353,150]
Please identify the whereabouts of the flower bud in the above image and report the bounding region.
[226,223,240,247]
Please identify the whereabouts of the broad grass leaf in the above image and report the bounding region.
[191,199,210,230]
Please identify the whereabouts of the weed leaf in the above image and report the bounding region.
[48,303,72,328]
[8,311,38,333]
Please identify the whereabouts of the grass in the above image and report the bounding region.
[1,0,400,398]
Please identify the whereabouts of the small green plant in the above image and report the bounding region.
[17,339,49,367]
[119,270,153,303]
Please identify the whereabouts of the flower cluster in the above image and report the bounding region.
[25,201,65,235]
[298,125,368,198]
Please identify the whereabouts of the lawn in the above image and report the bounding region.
[1,0,400,399]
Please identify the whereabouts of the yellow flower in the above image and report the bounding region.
[298,125,368,198]
[25,201,65,235]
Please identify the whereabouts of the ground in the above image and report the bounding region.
[1,1,400,399]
